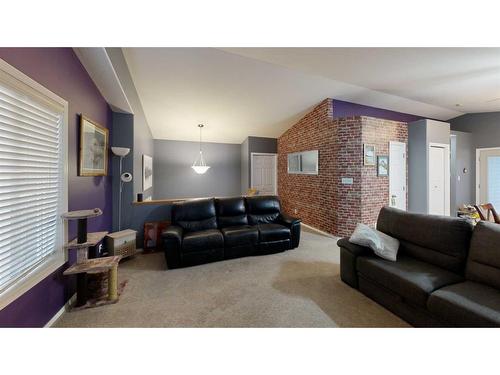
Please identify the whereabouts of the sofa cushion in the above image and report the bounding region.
[258,223,290,242]
[465,221,500,290]
[221,225,258,247]
[376,206,474,273]
[357,254,464,307]
[246,196,281,225]
[428,281,500,327]
[182,229,224,253]
[216,197,248,228]
[173,198,217,232]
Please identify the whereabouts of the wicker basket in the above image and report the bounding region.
[106,229,137,259]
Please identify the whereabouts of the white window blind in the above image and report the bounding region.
[0,65,67,295]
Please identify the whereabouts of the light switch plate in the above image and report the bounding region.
[341,177,353,185]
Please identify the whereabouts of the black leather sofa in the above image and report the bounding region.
[162,196,301,268]
[339,206,500,327]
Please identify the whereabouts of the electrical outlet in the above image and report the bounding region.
[294,208,298,214]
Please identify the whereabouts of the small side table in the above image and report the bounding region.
[63,255,122,308]
[106,229,137,259]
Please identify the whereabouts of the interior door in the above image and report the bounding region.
[478,148,500,209]
[251,154,277,195]
[389,141,407,210]
[429,146,446,215]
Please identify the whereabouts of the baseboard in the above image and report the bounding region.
[301,223,337,239]
[44,293,76,328]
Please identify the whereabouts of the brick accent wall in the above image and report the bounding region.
[360,117,408,230]
[277,99,408,237]
[333,117,363,237]
[277,99,336,234]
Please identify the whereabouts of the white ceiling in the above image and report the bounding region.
[224,48,500,114]
[119,48,500,144]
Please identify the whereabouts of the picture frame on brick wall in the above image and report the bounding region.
[377,155,389,176]
[363,144,376,166]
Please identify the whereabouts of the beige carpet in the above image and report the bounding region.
[54,229,409,328]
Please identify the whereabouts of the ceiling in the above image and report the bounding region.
[118,48,500,144]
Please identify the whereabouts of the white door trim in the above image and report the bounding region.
[428,142,450,216]
[475,147,500,204]
[250,152,278,195]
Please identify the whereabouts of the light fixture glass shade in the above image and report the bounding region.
[191,165,210,174]
[192,124,210,174]
[192,150,210,174]
[111,147,130,157]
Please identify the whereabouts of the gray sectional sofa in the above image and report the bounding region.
[338,206,500,327]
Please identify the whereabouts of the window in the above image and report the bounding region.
[0,58,67,306]
[287,150,318,175]
[487,155,500,209]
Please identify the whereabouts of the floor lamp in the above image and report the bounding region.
[111,147,132,231]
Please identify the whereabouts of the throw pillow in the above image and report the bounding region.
[349,223,399,261]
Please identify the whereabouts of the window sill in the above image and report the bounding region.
[0,252,65,311]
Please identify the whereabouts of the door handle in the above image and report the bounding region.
[391,195,397,206]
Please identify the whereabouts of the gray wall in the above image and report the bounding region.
[451,131,473,211]
[450,111,500,206]
[240,138,249,194]
[240,136,278,194]
[154,139,241,199]
[408,119,451,214]
[451,112,500,149]
[106,47,155,199]
[111,112,135,232]
[427,119,451,144]
[408,120,428,214]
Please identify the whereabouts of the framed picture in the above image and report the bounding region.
[79,115,108,176]
[142,154,153,191]
[363,144,376,166]
[377,155,389,176]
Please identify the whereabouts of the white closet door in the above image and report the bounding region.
[428,144,450,216]
[389,141,407,210]
[251,154,277,195]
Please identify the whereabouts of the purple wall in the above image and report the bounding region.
[0,48,112,327]
[332,99,422,123]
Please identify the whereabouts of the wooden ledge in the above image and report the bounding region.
[132,198,191,206]
[132,195,255,206]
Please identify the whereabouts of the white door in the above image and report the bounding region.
[428,144,450,216]
[478,148,500,209]
[251,153,277,195]
[389,141,407,210]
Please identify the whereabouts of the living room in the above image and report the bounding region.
[1,1,499,374]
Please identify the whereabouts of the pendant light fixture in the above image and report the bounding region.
[191,124,210,174]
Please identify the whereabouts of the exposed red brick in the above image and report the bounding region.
[277,99,408,237]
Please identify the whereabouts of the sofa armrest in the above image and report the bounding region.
[278,213,301,249]
[162,225,183,242]
[337,237,371,257]
[161,225,183,269]
[337,237,371,289]
[279,213,301,227]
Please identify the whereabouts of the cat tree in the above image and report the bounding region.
[61,208,122,309]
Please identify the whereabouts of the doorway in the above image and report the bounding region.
[389,141,407,210]
[476,147,500,208]
[428,143,450,216]
[251,153,277,195]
